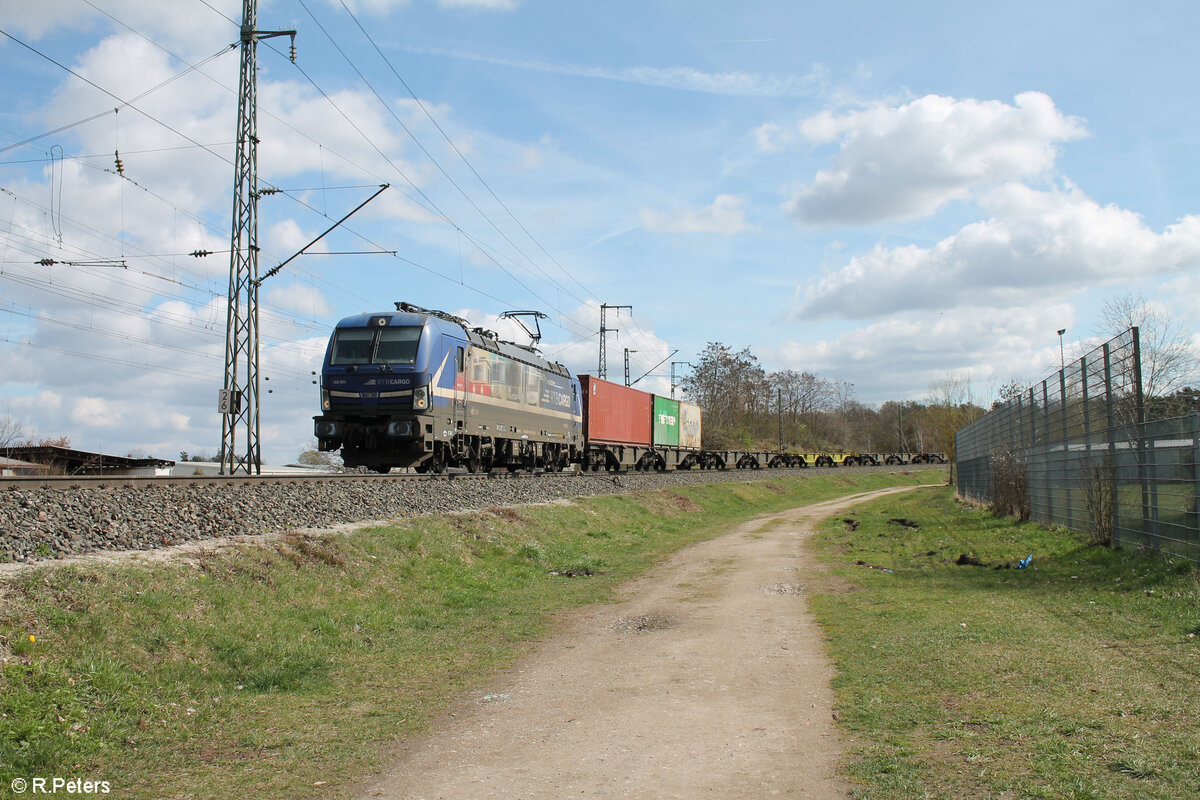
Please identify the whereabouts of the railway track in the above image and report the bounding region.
[0,462,925,492]
[0,468,527,492]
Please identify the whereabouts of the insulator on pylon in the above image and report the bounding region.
[114,151,124,176]
[189,250,213,258]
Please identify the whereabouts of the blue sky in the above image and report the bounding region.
[2,0,1198,463]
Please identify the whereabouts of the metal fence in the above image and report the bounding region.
[957,328,1200,562]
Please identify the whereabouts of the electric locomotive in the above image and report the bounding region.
[313,302,583,473]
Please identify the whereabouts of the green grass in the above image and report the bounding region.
[0,469,940,799]
[809,486,1200,800]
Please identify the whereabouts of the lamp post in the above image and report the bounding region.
[1057,328,1066,371]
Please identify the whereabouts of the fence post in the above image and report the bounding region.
[1192,412,1199,556]
[1028,387,1036,449]
[1061,366,1072,530]
[1132,327,1152,550]
[1082,355,1091,452]
[1104,342,1119,549]
[1149,425,1160,551]
[1043,380,1052,524]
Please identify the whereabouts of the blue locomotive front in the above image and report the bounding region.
[314,302,583,473]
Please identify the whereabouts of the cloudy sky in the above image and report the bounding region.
[2,0,1198,464]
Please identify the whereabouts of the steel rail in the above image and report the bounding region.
[0,464,923,492]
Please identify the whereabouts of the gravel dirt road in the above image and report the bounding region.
[358,485,930,800]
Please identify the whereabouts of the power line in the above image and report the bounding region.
[288,0,604,343]
[325,0,591,309]
[0,29,237,163]
[338,0,596,305]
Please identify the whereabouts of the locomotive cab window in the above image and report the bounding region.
[375,327,422,365]
[455,346,464,373]
[330,328,375,365]
[330,325,422,366]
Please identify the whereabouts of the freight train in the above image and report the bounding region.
[312,303,945,473]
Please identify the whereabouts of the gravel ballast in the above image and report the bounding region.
[0,467,928,564]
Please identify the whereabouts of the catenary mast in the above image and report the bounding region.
[219,0,293,474]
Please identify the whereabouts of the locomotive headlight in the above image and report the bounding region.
[321,386,331,411]
[314,420,341,438]
[413,384,429,410]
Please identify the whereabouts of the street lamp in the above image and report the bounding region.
[1057,328,1066,370]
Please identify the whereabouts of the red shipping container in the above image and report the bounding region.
[580,375,652,447]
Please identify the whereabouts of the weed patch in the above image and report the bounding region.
[810,486,1200,800]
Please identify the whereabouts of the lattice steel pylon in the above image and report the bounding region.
[598,303,631,381]
[219,0,294,475]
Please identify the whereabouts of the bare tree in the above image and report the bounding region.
[0,416,26,449]
[681,343,765,447]
[991,376,1028,410]
[924,373,986,484]
[767,369,836,448]
[1098,292,1199,398]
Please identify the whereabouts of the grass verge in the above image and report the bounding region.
[0,469,939,799]
[809,486,1200,800]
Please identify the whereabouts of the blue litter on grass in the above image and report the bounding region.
[1015,554,1033,570]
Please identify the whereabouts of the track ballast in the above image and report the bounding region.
[0,465,943,565]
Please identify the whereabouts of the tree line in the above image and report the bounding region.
[678,341,984,457]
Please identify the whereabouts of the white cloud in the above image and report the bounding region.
[71,397,121,429]
[263,283,333,319]
[769,302,1079,405]
[796,182,1200,320]
[640,195,751,236]
[5,0,238,51]
[753,122,789,153]
[787,92,1086,225]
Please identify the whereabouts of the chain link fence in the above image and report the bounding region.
[957,328,1200,562]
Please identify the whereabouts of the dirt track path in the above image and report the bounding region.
[359,485,928,800]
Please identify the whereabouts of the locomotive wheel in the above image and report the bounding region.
[466,456,480,473]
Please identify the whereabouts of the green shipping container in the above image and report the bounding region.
[652,396,680,448]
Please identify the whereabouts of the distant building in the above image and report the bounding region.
[0,455,45,476]
[0,446,174,477]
